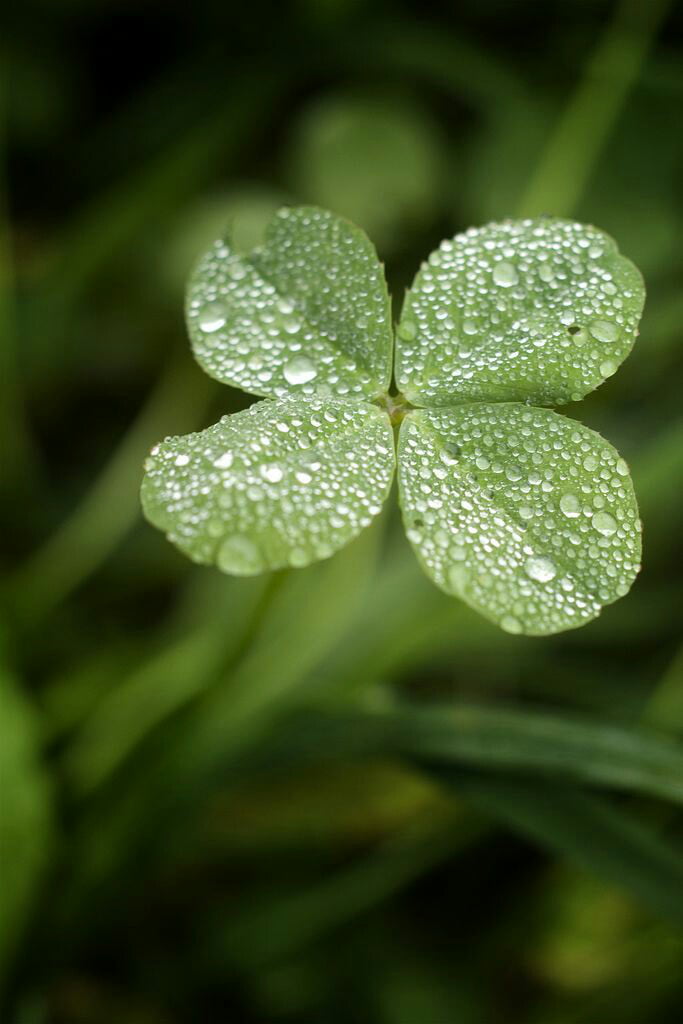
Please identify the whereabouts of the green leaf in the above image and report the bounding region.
[397,403,641,635]
[141,396,394,575]
[395,217,644,406]
[186,205,393,400]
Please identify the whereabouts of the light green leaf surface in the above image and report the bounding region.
[141,396,394,575]
[397,403,641,635]
[186,206,393,400]
[395,217,644,406]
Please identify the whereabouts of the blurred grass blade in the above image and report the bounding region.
[0,665,53,992]
[430,767,683,924]
[518,0,671,216]
[384,703,683,805]
[5,351,213,620]
[207,810,485,969]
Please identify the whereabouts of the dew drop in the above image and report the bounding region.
[398,320,417,341]
[590,320,619,343]
[175,454,190,466]
[501,614,523,634]
[559,493,581,518]
[198,301,227,332]
[261,464,283,483]
[600,359,617,377]
[492,261,519,287]
[284,357,318,385]
[216,535,263,575]
[213,451,233,469]
[289,547,309,567]
[592,510,617,536]
[524,556,557,583]
[448,565,468,592]
[616,458,629,477]
[582,455,599,472]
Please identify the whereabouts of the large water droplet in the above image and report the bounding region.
[284,357,318,386]
[217,535,263,575]
[590,320,619,343]
[592,510,617,536]
[175,454,190,466]
[501,614,522,634]
[198,301,227,332]
[524,556,557,583]
[559,493,581,518]
[261,463,284,483]
[398,320,417,341]
[492,261,519,287]
[213,451,233,469]
[448,565,468,592]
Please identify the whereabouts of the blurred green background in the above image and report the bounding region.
[2,0,683,1021]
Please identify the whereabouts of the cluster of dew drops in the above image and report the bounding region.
[399,404,641,634]
[186,207,391,402]
[142,398,394,575]
[396,218,643,405]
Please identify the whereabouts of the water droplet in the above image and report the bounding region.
[600,359,617,377]
[213,451,233,469]
[175,454,190,466]
[198,301,227,332]
[492,261,519,287]
[284,357,317,385]
[261,464,283,483]
[590,320,619,343]
[524,556,557,583]
[501,614,522,634]
[559,493,581,518]
[582,455,599,472]
[448,565,468,592]
[450,545,467,561]
[283,317,301,335]
[616,458,629,477]
[216,535,263,575]
[398,320,417,341]
[476,455,490,470]
[592,511,617,536]
[519,506,534,520]
[295,470,312,484]
[289,547,309,567]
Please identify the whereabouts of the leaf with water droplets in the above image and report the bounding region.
[395,218,645,407]
[141,397,395,575]
[397,403,641,635]
[186,206,393,401]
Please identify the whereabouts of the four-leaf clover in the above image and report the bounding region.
[141,207,644,635]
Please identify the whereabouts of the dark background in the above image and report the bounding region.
[2,1,683,1022]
